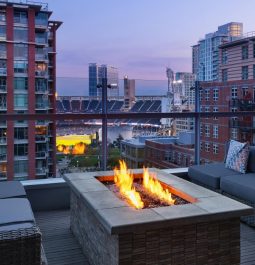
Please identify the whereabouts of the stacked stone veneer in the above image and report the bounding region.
[70,191,240,265]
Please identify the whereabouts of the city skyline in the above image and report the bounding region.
[48,0,255,80]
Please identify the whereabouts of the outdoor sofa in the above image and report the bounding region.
[0,181,45,265]
[188,145,255,226]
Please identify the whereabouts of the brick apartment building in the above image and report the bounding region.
[145,136,194,169]
[0,1,61,180]
[200,34,255,163]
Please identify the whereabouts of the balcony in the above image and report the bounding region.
[0,136,7,144]
[229,119,255,132]
[0,171,6,180]
[0,84,6,93]
[0,103,6,110]
[35,135,47,142]
[0,78,255,264]
[35,151,47,158]
[0,68,7,76]
[35,86,48,94]
[36,167,47,175]
[230,99,255,111]
[35,102,48,109]
[35,70,48,78]
[35,54,48,61]
[0,153,6,161]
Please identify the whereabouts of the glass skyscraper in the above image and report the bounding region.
[192,22,243,81]
[89,63,119,97]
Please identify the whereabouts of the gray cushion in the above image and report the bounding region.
[0,198,34,226]
[0,222,34,232]
[0,181,26,199]
[247,146,255,173]
[221,173,255,203]
[188,163,238,189]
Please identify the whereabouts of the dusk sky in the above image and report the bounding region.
[48,0,255,80]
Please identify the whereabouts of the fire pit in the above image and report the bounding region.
[64,164,252,265]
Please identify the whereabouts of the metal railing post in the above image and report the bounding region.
[194,81,200,165]
[101,78,108,171]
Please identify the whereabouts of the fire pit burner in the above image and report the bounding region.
[104,180,188,209]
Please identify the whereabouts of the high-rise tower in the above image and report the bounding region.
[0,1,61,181]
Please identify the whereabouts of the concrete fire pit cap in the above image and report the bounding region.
[64,169,253,235]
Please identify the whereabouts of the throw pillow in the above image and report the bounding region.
[225,140,250,174]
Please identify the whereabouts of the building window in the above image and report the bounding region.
[14,61,28,74]
[14,160,28,174]
[14,27,28,42]
[213,107,218,120]
[200,142,203,151]
[200,124,203,136]
[205,124,210,137]
[177,153,181,165]
[205,89,210,101]
[35,32,47,44]
[253,43,255,58]
[242,87,249,97]
[213,125,218,139]
[0,43,6,59]
[242,66,249,80]
[242,45,249,60]
[35,79,47,92]
[231,128,238,140]
[14,127,28,140]
[14,11,28,24]
[231,87,238,99]
[222,49,228,64]
[14,78,28,91]
[0,25,6,39]
[14,44,28,59]
[253,65,255,79]
[199,89,203,101]
[213,88,219,101]
[14,94,28,109]
[222,69,228,82]
[205,142,210,152]
[14,144,28,157]
[35,12,48,27]
[35,63,47,77]
[213,144,219,154]
[0,12,6,22]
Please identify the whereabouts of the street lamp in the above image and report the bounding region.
[96,79,117,171]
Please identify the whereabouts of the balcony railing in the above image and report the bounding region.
[0,84,6,92]
[0,68,7,76]
[36,151,46,158]
[0,172,7,179]
[35,135,47,142]
[35,70,48,77]
[0,153,7,161]
[0,136,7,144]
[230,99,255,111]
[35,102,48,109]
[36,167,47,174]
[229,119,255,132]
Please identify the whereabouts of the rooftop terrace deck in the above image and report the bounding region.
[35,209,255,265]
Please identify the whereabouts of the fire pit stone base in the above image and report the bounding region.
[65,169,253,265]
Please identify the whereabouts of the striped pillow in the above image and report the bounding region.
[225,140,250,174]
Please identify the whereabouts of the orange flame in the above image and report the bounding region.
[143,167,175,205]
[57,142,86,155]
[114,160,144,209]
[114,161,175,209]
